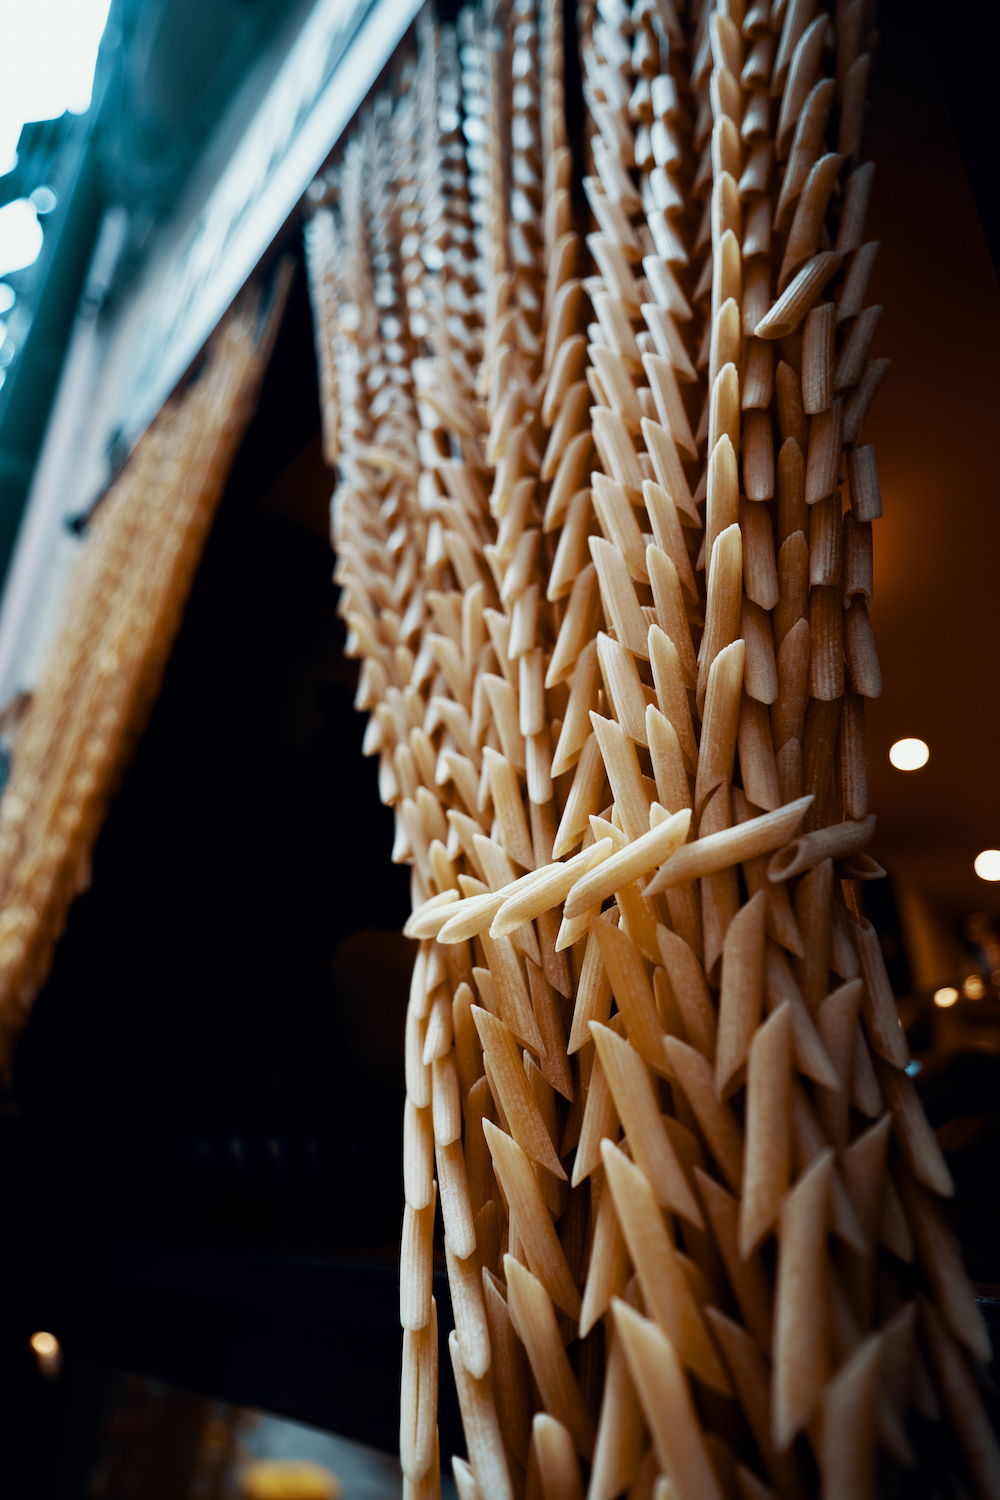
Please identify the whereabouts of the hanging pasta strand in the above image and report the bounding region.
[305,2,999,1495]
[0,279,289,1065]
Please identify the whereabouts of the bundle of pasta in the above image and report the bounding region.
[306,2,999,1496]
[0,284,287,1062]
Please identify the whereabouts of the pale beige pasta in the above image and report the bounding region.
[304,2,998,1495]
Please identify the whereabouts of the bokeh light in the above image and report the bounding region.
[974,850,1000,882]
[889,737,929,771]
[29,1330,61,1377]
[0,200,44,278]
[30,186,58,215]
[933,987,959,1008]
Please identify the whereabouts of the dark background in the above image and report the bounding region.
[0,237,460,1493]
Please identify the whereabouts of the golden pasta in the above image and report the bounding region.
[0,286,286,1058]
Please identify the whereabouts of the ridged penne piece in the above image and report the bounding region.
[298,5,990,1492]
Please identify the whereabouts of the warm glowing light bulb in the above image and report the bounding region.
[974,850,1000,882]
[242,1461,343,1500]
[933,987,959,1008]
[30,1331,61,1377]
[889,738,929,771]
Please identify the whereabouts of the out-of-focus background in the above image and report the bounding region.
[0,0,998,1493]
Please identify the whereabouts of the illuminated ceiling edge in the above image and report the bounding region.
[116,0,424,454]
